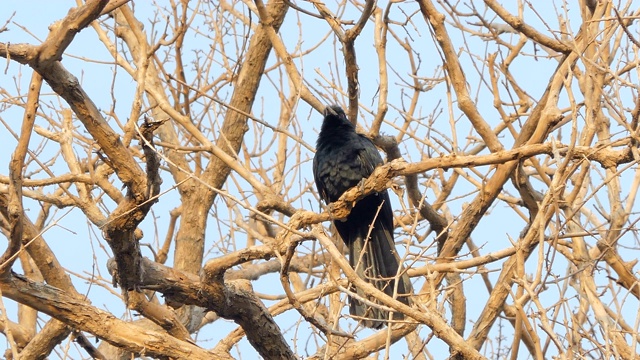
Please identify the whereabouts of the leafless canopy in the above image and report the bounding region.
[1,0,640,359]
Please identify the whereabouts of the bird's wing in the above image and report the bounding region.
[312,155,329,203]
[313,133,384,204]
[355,134,384,178]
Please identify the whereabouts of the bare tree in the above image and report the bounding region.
[0,0,639,359]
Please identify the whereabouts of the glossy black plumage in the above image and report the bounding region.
[313,105,411,328]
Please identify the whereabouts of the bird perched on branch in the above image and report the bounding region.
[313,105,411,328]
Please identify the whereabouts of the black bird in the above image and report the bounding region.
[313,105,411,328]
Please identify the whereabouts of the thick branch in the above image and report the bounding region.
[126,257,296,359]
[0,72,41,276]
[0,274,229,360]
[35,0,109,67]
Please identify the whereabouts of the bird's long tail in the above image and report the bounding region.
[348,219,412,329]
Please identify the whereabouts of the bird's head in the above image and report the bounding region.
[319,104,354,134]
[324,105,347,120]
